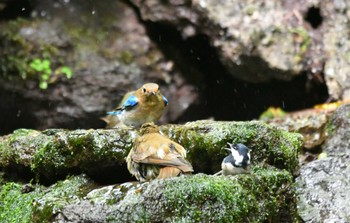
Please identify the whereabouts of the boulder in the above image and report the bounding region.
[296,104,350,222]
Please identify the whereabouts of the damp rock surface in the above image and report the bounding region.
[1,170,299,223]
[296,104,350,222]
[0,120,302,183]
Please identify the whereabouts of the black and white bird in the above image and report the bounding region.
[215,143,251,176]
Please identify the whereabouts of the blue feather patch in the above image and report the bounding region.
[107,111,122,116]
[162,95,169,106]
[122,95,138,109]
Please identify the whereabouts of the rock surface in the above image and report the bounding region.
[0,120,302,222]
[1,171,298,223]
[0,0,196,134]
[0,120,302,183]
[130,0,350,99]
[296,104,350,222]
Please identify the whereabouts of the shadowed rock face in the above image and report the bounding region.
[129,0,350,100]
[0,0,197,135]
[0,0,332,136]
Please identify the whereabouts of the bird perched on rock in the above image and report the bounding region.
[126,122,193,182]
[215,143,251,176]
[102,83,168,128]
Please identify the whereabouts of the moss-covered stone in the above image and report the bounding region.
[0,121,302,181]
[0,182,42,223]
[0,128,134,181]
[0,18,73,89]
[0,174,95,223]
[161,120,302,174]
[31,175,96,223]
[30,168,298,223]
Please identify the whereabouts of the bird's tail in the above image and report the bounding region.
[213,170,223,176]
[100,115,121,128]
[157,167,181,179]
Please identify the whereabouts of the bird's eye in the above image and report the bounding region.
[142,87,146,93]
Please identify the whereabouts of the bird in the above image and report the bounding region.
[102,83,168,128]
[126,122,193,182]
[215,143,251,176]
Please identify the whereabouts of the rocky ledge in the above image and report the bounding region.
[0,120,302,222]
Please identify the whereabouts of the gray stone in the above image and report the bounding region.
[296,104,350,222]
[130,0,350,99]
[296,157,350,223]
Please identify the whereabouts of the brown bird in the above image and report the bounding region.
[102,83,168,128]
[126,122,193,181]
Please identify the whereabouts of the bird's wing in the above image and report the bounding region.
[106,94,138,116]
[118,91,135,107]
[162,95,168,106]
[134,153,193,173]
[120,94,138,110]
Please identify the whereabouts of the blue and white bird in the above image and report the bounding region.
[102,83,168,128]
[216,143,251,176]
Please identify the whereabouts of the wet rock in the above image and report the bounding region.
[322,2,350,100]
[130,0,350,100]
[131,0,307,82]
[296,104,350,222]
[0,121,302,182]
[296,157,350,223]
[1,170,299,222]
[0,0,194,134]
[265,109,331,150]
[323,104,350,156]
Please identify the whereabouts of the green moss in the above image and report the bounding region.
[0,182,43,223]
[289,27,311,62]
[30,129,134,178]
[259,107,287,120]
[90,168,299,222]
[25,169,298,222]
[118,51,134,64]
[0,18,73,89]
[0,129,49,168]
[1,121,301,181]
[0,175,95,223]
[161,169,297,222]
[162,121,302,175]
[32,175,95,223]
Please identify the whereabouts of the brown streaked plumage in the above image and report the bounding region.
[126,123,193,181]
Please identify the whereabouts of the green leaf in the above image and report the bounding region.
[42,59,51,69]
[41,73,50,81]
[39,81,48,89]
[60,66,73,79]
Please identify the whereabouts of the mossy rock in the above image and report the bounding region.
[0,168,299,222]
[161,120,302,174]
[0,174,96,223]
[0,121,302,182]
